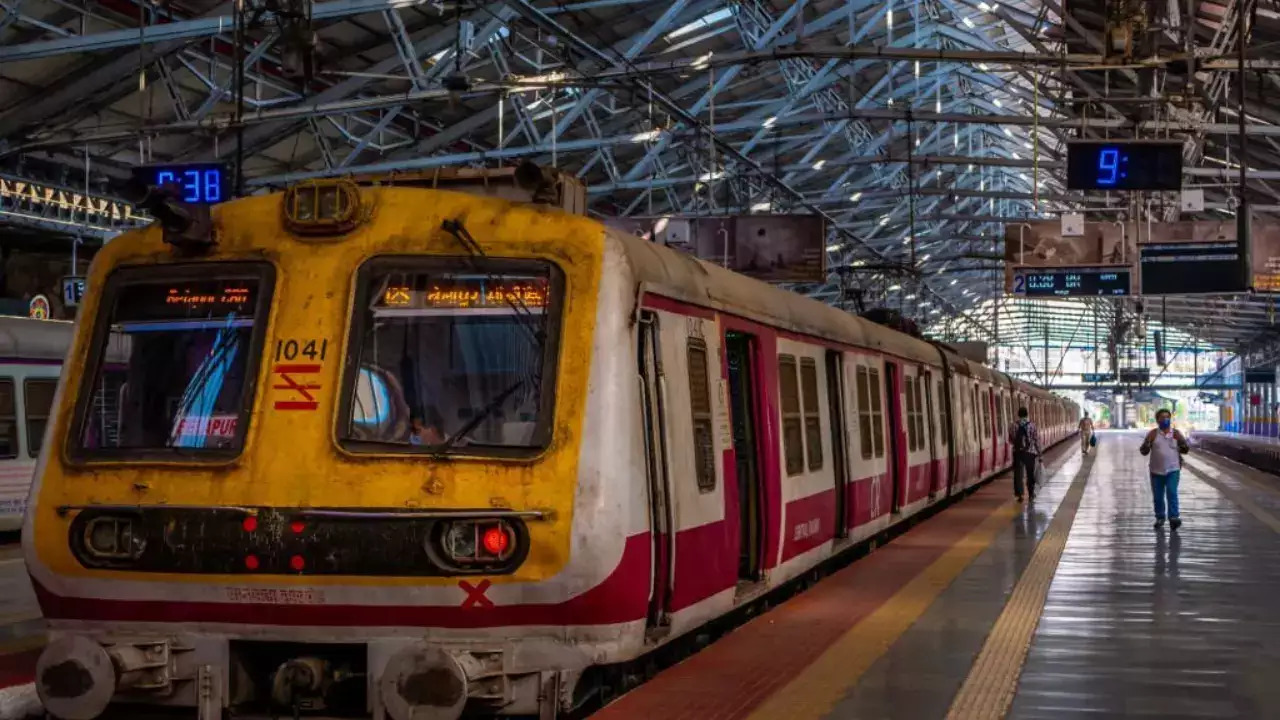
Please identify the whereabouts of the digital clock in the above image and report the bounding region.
[1065,141,1183,191]
[131,163,229,204]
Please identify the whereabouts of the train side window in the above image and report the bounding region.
[856,367,873,460]
[24,379,57,458]
[687,338,716,493]
[938,380,948,446]
[914,378,926,449]
[799,358,823,472]
[903,375,917,451]
[982,391,992,440]
[0,379,15,459]
[869,368,885,458]
[778,355,804,476]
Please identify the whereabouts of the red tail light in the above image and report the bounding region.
[482,526,509,556]
[435,519,518,567]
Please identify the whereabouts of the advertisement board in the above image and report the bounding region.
[1253,221,1280,293]
[605,214,828,283]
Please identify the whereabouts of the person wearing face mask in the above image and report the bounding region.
[1139,408,1190,530]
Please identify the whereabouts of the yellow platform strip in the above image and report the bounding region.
[1182,458,1280,534]
[944,454,1094,720]
[0,634,44,656]
[742,451,1079,720]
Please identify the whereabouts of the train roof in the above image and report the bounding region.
[611,228,1068,405]
[0,315,75,360]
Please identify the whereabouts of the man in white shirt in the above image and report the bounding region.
[1139,409,1190,530]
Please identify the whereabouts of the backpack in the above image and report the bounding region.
[1013,421,1031,453]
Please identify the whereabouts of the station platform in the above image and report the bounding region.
[597,431,1280,720]
[1191,431,1280,478]
[0,543,41,718]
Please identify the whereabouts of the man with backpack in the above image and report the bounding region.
[1007,406,1041,502]
[1139,408,1190,530]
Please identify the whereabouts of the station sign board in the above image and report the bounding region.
[61,276,86,308]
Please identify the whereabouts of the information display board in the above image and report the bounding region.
[1082,372,1116,383]
[1011,267,1131,297]
[1065,141,1183,191]
[1119,368,1150,384]
[1138,220,1244,295]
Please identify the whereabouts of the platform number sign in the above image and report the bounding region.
[61,276,86,308]
[1065,141,1183,191]
[131,163,229,204]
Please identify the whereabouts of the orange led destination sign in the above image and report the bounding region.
[382,280,547,309]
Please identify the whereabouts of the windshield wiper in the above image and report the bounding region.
[430,379,525,456]
[440,218,545,351]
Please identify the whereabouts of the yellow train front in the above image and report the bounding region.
[22,179,626,720]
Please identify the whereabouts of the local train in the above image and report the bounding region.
[23,176,1077,720]
[0,316,76,532]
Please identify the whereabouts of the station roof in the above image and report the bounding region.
[1,0,1278,360]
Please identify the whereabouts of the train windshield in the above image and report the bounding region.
[340,257,562,455]
[75,265,273,458]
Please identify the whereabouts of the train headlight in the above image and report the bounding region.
[283,179,362,236]
[432,519,519,568]
[82,516,145,560]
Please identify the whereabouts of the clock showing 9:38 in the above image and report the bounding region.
[1065,140,1183,191]
[130,163,229,204]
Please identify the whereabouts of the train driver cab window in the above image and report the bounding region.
[73,264,273,459]
[24,379,57,457]
[0,380,15,459]
[340,256,563,456]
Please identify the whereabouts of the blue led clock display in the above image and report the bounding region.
[1065,141,1182,191]
[132,163,229,204]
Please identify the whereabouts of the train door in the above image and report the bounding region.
[826,351,849,538]
[884,362,905,513]
[923,370,939,497]
[637,312,674,634]
[725,331,764,582]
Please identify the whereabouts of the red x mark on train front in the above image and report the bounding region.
[459,579,494,608]
[273,364,322,410]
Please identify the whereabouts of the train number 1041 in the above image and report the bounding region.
[275,338,329,362]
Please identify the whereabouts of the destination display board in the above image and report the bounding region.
[1119,368,1150,384]
[1003,220,1132,293]
[1138,220,1245,295]
[1082,372,1116,383]
[1011,267,1131,297]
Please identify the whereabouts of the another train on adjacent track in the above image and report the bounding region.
[24,174,1077,720]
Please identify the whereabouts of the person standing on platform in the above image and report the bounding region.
[1008,407,1041,502]
[1139,408,1190,530]
[1079,412,1095,455]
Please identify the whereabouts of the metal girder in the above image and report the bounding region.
[0,0,437,63]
